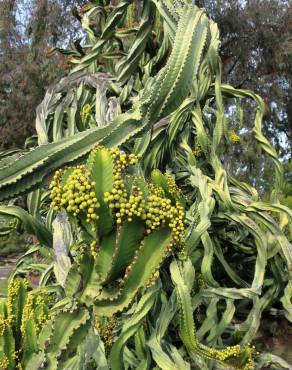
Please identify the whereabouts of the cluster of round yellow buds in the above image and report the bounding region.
[90,240,99,259]
[209,344,241,361]
[228,129,240,144]
[169,204,185,244]
[148,183,164,198]
[21,292,50,336]
[0,314,8,336]
[109,148,140,170]
[51,147,185,250]
[104,177,128,222]
[123,185,145,222]
[35,308,49,332]
[22,278,30,289]
[166,174,187,202]
[104,150,141,223]
[21,293,33,335]
[50,166,100,223]
[112,184,184,245]
[144,194,176,235]
[49,169,63,211]
[243,344,256,370]
[244,359,255,370]
[61,167,99,222]
[105,183,145,224]
[144,185,185,243]
[7,279,21,325]
[95,316,117,353]
[104,161,185,246]
[207,343,255,369]
[12,349,21,362]
[0,356,9,369]
[146,270,160,288]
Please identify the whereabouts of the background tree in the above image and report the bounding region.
[0,0,85,149]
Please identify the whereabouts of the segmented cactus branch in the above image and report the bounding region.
[170,259,256,370]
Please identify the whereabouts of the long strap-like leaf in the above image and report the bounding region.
[0,205,52,247]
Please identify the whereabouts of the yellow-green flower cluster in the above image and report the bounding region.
[95,316,117,353]
[21,292,50,337]
[105,179,185,245]
[103,149,141,224]
[90,240,99,259]
[50,146,185,250]
[50,166,100,222]
[109,148,140,169]
[145,194,185,242]
[12,350,21,364]
[228,129,240,144]
[7,279,21,325]
[146,270,160,288]
[105,183,144,224]
[20,293,34,336]
[2,280,32,370]
[49,169,63,211]
[0,314,8,336]
[210,344,241,361]
[166,174,187,202]
[102,149,185,245]
[148,183,164,197]
[0,356,9,369]
[148,185,185,244]
[244,359,255,370]
[243,344,256,370]
[207,343,255,369]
